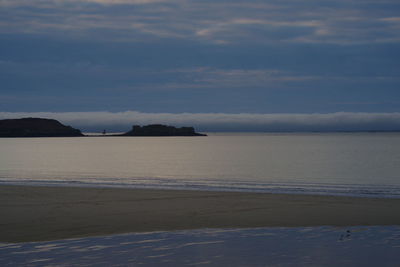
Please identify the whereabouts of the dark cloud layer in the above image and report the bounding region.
[2,0,400,44]
[0,0,399,121]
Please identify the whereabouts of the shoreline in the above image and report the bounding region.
[1,185,400,243]
[2,180,400,199]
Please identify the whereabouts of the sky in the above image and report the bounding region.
[1,0,400,131]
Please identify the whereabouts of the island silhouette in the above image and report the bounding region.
[0,118,206,137]
[0,118,84,137]
[121,124,206,136]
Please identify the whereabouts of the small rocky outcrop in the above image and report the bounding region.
[0,118,84,137]
[122,124,206,136]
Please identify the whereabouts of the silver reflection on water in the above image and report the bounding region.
[0,133,400,197]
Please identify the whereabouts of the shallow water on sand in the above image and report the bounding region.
[1,133,400,197]
[1,226,400,267]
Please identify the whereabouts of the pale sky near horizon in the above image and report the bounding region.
[1,0,400,130]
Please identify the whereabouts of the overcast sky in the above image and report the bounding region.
[1,0,400,131]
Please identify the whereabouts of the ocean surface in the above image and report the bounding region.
[1,133,400,198]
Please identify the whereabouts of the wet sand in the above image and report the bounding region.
[1,185,400,243]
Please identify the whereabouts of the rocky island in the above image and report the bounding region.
[0,118,206,137]
[0,118,84,137]
[121,124,206,136]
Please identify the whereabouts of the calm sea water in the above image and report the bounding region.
[1,133,399,197]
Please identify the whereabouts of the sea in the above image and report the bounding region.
[1,132,400,198]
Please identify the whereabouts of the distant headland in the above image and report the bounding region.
[0,118,206,137]
[0,118,84,137]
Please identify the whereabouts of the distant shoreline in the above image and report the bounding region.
[0,118,206,137]
[1,131,400,138]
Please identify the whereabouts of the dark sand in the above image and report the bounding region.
[1,185,400,243]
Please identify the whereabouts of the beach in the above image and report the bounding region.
[1,185,400,243]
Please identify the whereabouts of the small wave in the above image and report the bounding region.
[1,177,400,199]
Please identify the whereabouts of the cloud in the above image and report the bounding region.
[1,111,400,132]
[0,0,170,6]
[381,17,400,22]
[84,0,168,4]
[1,0,400,44]
[0,60,351,93]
